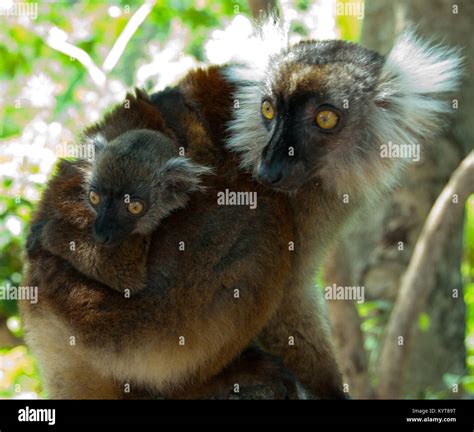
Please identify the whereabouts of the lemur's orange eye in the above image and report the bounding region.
[127,200,145,216]
[315,109,339,130]
[89,190,100,206]
[261,100,275,120]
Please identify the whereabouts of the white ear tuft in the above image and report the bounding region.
[342,32,464,202]
[84,133,108,155]
[225,15,289,83]
[92,133,108,152]
[159,157,213,195]
[373,30,463,156]
[385,30,462,95]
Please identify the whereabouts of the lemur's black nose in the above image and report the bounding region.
[257,162,283,186]
[93,230,112,245]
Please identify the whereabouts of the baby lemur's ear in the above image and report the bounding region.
[83,133,108,159]
[158,157,212,201]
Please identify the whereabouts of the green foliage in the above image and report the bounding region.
[463,196,474,396]
[335,0,364,42]
[463,195,474,279]
[185,28,209,61]
[0,344,44,398]
[357,299,390,375]
[0,189,35,317]
[418,312,430,332]
[296,0,311,11]
[290,21,309,37]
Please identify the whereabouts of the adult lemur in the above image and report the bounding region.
[21,22,461,399]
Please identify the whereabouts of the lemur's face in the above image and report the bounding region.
[88,152,152,246]
[228,40,385,193]
[86,129,176,246]
[227,33,460,195]
[86,129,208,245]
[255,43,384,192]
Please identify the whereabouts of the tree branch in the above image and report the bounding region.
[103,0,156,73]
[377,150,474,399]
[45,27,106,87]
[17,0,156,88]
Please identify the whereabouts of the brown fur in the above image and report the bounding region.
[84,89,171,143]
[20,67,346,399]
[184,67,350,399]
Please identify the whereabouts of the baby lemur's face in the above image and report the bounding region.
[86,129,209,246]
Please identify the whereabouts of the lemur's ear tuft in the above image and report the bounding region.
[85,133,108,155]
[376,29,462,115]
[224,13,288,83]
[158,157,213,203]
[134,87,150,102]
[372,30,463,153]
[389,30,461,92]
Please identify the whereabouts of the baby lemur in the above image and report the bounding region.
[29,129,210,296]
[21,24,461,400]
[86,129,210,246]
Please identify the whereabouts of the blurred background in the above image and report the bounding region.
[0,0,472,399]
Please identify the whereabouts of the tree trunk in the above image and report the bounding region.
[326,0,473,398]
[325,245,372,399]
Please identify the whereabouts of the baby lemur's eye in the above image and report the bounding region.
[315,107,340,130]
[89,190,100,206]
[127,200,145,216]
[261,100,275,120]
